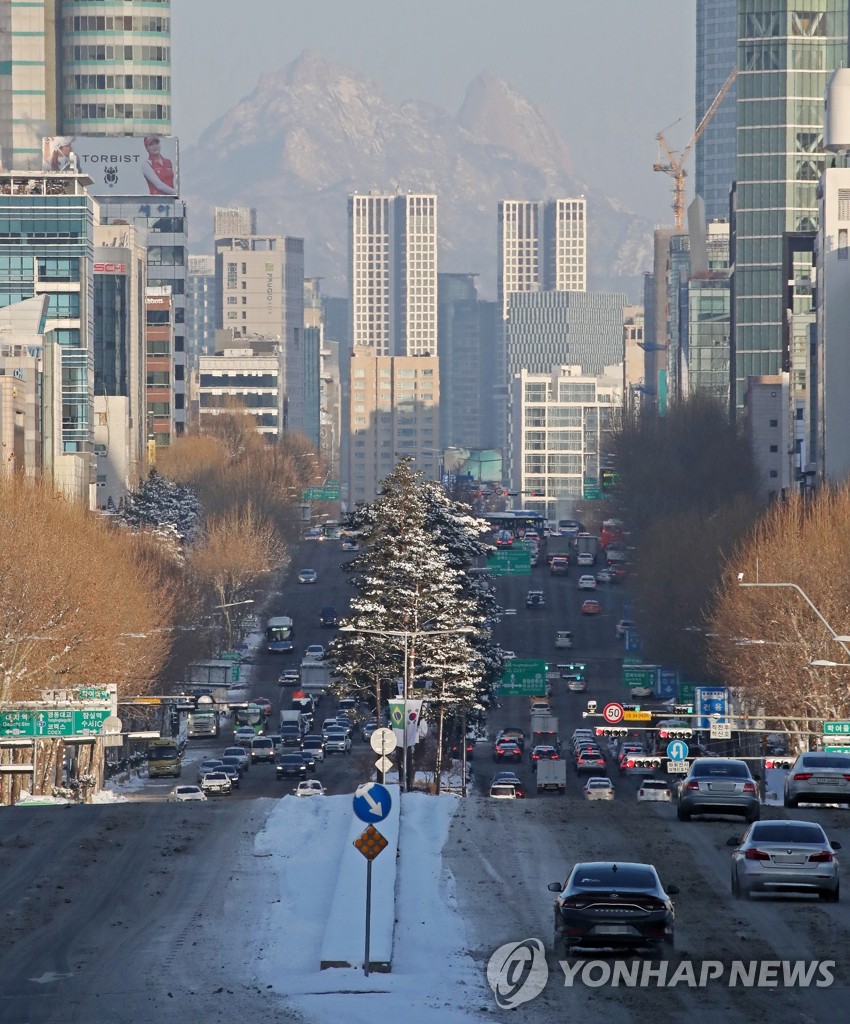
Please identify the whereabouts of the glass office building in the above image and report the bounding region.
[0,172,94,456]
[695,0,738,221]
[733,2,847,408]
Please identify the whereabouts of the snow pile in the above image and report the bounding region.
[254,790,488,1023]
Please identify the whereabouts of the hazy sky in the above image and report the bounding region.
[171,0,696,223]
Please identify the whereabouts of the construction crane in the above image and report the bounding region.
[653,66,737,230]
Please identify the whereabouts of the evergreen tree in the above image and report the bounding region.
[118,469,203,545]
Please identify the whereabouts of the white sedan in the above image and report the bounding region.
[584,777,615,801]
[577,575,597,590]
[168,784,206,802]
[304,644,325,661]
[298,568,318,584]
[293,779,326,797]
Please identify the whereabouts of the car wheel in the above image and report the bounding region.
[676,806,690,822]
[821,883,840,903]
[731,869,742,899]
[784,794,798,809]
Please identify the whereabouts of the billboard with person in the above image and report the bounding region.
[42,135,180,196]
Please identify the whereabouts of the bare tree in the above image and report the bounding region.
[708,486,850,749]
[0,480,173,703]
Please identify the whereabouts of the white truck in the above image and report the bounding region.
[279,709,307,734]
[299,659,333,699]
[536,759,567,792]
[530,714,560,751]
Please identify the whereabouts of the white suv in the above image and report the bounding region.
[249,736,275,763]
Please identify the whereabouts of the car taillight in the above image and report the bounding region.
[685,781,699,791]
[793,773,813,781]
[808,850,834,863]
[626,760,635,768]
[745,848,771,861]
[742,782,757,794]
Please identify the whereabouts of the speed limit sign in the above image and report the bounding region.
[603,702,624,725]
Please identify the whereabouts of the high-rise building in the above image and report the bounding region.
[214,206,256,239]
[214,234,305,434]
[695,0,738,221]
[0,169,95,500]
[733,1,847,410]
[347,192,440,502]
[497,198,586,318]
[187,254,216,366]
[0,0,172,171]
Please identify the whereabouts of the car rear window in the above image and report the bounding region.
[749,823,826,844]
[572,866,656,889]
[800,754,850,769]
[642,781,668,789]
[690,760,750,778]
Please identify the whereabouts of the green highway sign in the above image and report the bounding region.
[623,655,642,666]
[823,721,850,736]
[583,486,602,501]
[217,650,242,662]
[231,663,241,683]
[486,549,531,576]
[497,659,548,697]
[678,683,696,705]
[622,664,658,689]
[0,709,111,738]
[824,745,850,753]
[303,486,341,501]
[73,687,110,702]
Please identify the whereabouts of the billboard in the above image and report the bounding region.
[442,447,503,484]
[42,135,180,197]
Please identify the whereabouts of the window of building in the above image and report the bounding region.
[769,445,778,453]
[769,419,778,427]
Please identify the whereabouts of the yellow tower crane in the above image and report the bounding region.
[653,66,738,231]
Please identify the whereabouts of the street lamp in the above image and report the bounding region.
[338,623,474,791]
[737,580,850,660]
[213,599,255,651]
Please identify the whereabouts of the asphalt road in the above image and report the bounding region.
[3,544,850,1022]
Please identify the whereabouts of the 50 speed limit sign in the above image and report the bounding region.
[603,702,624,725]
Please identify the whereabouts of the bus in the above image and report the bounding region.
[147,737,182,778]
[186,709,219,739]
[601,518,625,549]
[233,703,265,734]
[482,510,547,538]
[266,615,294,653]
[321,520,342,539]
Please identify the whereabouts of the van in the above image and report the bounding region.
[249,736,275,763]
[555,630,573,649]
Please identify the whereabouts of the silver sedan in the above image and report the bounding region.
[784,751,850,807]
[729,820,840,901]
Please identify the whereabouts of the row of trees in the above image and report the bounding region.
[327,459,503,791]
[1,416,326,703]
[609,392,850,745]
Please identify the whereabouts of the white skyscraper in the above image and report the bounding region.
[347,191,440,502]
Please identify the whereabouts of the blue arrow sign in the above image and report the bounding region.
[352,782,392,823]
[666,739,689,761]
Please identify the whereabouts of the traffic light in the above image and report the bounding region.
[626,756,662,769]
[765,758,794,770]
[673,704,694,715]
[659,728,693,740]
[596,727,629,738]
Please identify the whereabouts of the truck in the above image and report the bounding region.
[299,659,333,699]
[279,708,307,734]
[536,759,567,792]
[573,533,600,565]
[530,714,560,752]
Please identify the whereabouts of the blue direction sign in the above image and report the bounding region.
[666,739,689,761]
[658,668,679,700]
[695,686,728,729]
[353,782,392,824]
[624,628,643,655]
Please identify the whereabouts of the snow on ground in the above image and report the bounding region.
[253,790,490,1023]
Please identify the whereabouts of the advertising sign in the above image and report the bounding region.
[43,135,180,196]
[442,448,503,484]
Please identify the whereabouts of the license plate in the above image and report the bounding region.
[816,777,843,785]
[708,783,736,792]
[594,925,632,935]
[773,854,805,864]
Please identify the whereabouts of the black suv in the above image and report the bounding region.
[319,606,338,627]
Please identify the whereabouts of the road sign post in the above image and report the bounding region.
[353,824,389,978]
[602,703,625,725]
[353,782,392,824]
[486,549,532,576]
[370,727,397,784]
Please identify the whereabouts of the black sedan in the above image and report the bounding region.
[276,752,308,780]
[548,861,678,956]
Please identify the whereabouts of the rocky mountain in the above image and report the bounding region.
[181,50,652,301]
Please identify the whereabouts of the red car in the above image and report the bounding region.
[581,599,602,616]
[253,697,273,717]
[493,740,523,763]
